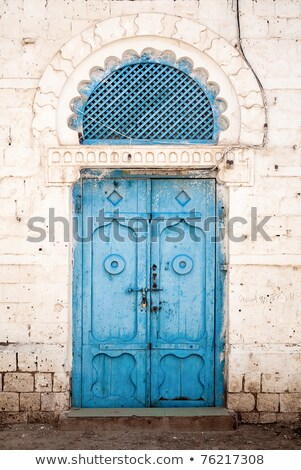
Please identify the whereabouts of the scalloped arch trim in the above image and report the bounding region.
[33,13,265,148]
[68,48,229,146]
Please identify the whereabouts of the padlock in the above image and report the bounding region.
[141,289,147,309]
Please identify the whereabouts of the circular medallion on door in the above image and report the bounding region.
[104,254,125,274]
[172,254,193,275]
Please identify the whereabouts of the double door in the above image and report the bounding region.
[74,177,216,407]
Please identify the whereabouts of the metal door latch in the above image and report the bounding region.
[128,286,164,309]
[127,287,148,309]
[141,289,147,309]
[128,287,163,293]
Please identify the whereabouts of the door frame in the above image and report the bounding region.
[71,168,226,408]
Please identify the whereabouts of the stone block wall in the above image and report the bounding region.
[0,0,300,423]
[0,351,70,423]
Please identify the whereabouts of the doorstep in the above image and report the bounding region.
[59,407,237,431]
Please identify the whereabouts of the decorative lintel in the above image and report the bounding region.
[47,145,253,186]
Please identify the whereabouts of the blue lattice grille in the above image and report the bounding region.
[81,62,215,144]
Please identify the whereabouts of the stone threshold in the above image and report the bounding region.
[59,407,237,431]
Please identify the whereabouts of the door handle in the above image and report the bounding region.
[127,287,163,292]
[127,287,163,310]
[128,287,148,309]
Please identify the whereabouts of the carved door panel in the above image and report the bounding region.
[75,177,215,408]
[150,179,216,406]
[81,178,150,407]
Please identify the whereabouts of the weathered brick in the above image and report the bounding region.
[0,412,28,424]
[262,373,289,393]
[268,18,301,39]
[227,393,255,412]
[276,412,301,423]
[240,16,269,39]
[0,323,30,343]
[53,373,70,392]
[257,393,279,412]
[288,374,301,392]
[4,373,34,392]
[259,412,277,424]
[0,392,19,411]
[23,0,47,19]
[28,411,57,424]
[240,412,260,424]
[227,374,243,393]
[0,351,16,372]
[280,393,301,412]
[254,0,276,17]
[0,264,37,283]
[275,0,301,18]
[30,324,68,344]
[40,392,56,412]
[41,392,69,412]
[20,392,41,411]
[18,352,38,372]
[244,374,261,393]
[34,373,52,392]
[37,349,67,373]
[0,177,26,199]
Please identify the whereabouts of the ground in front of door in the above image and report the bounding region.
[0,423,300,450]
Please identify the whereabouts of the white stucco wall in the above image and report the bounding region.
[0,0,300,423]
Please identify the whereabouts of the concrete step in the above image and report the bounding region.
[59,407,237,432]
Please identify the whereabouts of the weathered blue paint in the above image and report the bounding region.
[81,179,149,407]
[214,196,226,406]
[68,51,223,146]
[150,179,216,407]
[72,180,83,408]
[72,175,223,408]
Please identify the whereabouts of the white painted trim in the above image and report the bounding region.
[47,145,253,186]
[32,13,264,185]
[57,37,240,145]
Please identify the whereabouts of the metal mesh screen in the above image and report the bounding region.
[82,62,215,144]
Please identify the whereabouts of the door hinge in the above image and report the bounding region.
[75,194,82,213]
[220,264,228,271]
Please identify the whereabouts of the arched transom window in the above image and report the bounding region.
[68,51,228,145]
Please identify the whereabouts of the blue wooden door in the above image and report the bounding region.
[150,179,215,407]
[80,178,150,407]
[74,177,216,407]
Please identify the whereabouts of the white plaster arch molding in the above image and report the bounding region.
[33,13,264,185]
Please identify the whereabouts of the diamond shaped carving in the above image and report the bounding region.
[175,190,191,207]
[107,190,123,206]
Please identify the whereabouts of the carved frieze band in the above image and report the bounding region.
[47,146,253,186]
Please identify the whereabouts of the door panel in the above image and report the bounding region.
[81,179,149,407]
[92,222,139,341]
[75,177,216,408]
[150,179,215,407]
[152,220,205,343]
